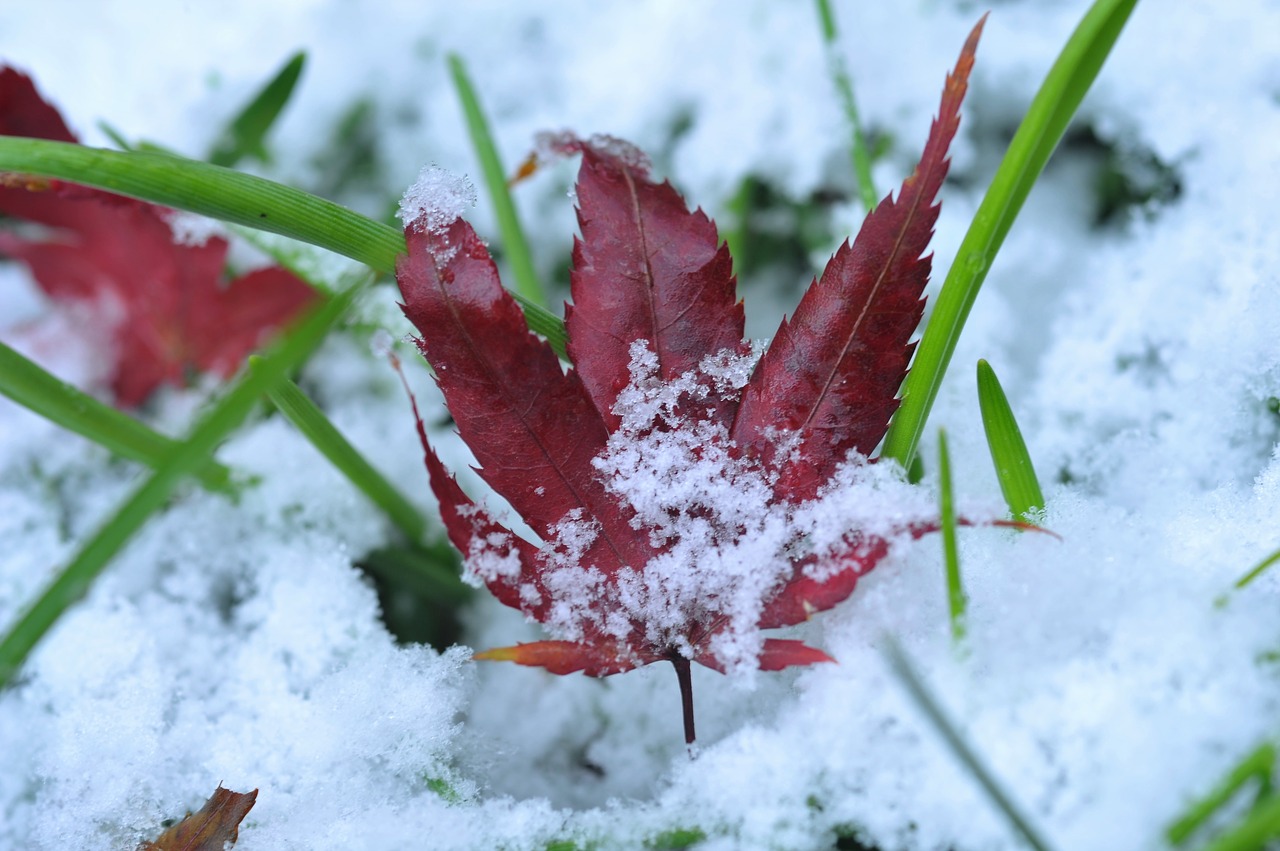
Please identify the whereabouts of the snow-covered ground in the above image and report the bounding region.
[3,1,1280,848]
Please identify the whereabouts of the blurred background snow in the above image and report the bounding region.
[2,0,1280,848]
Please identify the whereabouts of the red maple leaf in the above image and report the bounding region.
[0,66,317,408]
[397,21,983,744]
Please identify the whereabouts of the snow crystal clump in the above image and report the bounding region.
[529,340,932,673]
[397,165,477,232]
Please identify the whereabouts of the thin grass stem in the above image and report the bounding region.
[880,0,1139,469]
[937,429,967,645]
[1233,547,1280,591]
[883,637,1059,851]
[813,0,878,212]
[447,53,547,308]
[254,363,429,544]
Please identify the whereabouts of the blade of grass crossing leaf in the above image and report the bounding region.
[253,362,428,544]
[813,0,878,212]
[447,53,546,308]
[1166,742,1275,845]
[0,340,233,492]
[209,51,306,167]
[883,637,1059,851]
[937,429,966,645]
[0,284,361,689]
[0,138,569,355]
[0,137,402,270]
[1199,796,1280,851]
[880,0,1139,469]
[977,359,1045,518]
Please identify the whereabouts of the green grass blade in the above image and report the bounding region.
[0,284,361,689]
[0,138,568,354]
[883,637,1059,851]
[0,137,402,270]
[359,544,469,607]
[937,429,966,645]
[1199,796,1280,851]
[1233,547,1280,591]
[976,359,1045,518]
[880,0,1139,469]
[254,361,428,544]
[96,120,134,151]
[813,0,878,212]
[447,53,546,308]
[0,340,233,492]
[1167,742,1275,845]
[209,51,306,168]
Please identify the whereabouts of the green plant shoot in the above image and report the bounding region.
[977,359,1045,518]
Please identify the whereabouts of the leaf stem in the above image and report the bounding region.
[670,654,697,746]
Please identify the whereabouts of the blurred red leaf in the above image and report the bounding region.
[0,66,316,407]
[137,786,257,851]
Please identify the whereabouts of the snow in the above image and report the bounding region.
[397,165,477,232]
[3,1,1280,849]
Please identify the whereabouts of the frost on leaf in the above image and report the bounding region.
[0,66,317,407]
[396,20,984,744]
[137,785,257,851]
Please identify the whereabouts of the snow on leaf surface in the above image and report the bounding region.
[396,21,983,742]
[0,66,317,407]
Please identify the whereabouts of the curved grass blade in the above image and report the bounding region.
[976,359,1045,518]
[209,51,306,168]
[1167,742,1274,846]
[252,360,428,544]
[880,0,1139,468]
[813,0,878,212]
[937,429,966,645]
[0,340,234,492]
[0,283,362,689]
[0,137,568,354]
[883,636,1059,851]
[447,53,546,308]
